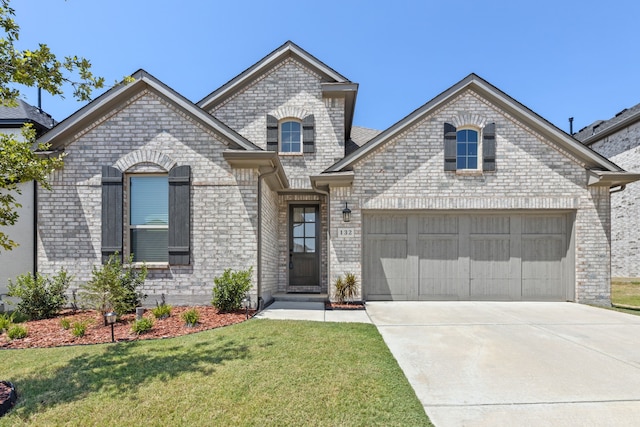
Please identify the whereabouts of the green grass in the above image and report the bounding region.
[611,280,640,307]
[0,320,431,426]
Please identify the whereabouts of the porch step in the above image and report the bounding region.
[272,293,328,303]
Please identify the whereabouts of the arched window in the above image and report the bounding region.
[456,129,479,170]
[280,120,302,153]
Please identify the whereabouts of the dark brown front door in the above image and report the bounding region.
[289,205,319,290]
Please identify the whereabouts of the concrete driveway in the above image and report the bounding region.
[367,302,640,427]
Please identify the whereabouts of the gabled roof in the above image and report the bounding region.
[574,102,640,146]
[39,70,260,151]
[0,99,55,134]
[197,41,358,140]
[326,73,629,179]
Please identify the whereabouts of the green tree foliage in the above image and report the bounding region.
[80,254,148,316]
[0,0,115,251]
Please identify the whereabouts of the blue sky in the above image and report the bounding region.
[12,0,640,135]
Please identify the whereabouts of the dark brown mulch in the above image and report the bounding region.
[325,302,366,310]
[0,307,253,350]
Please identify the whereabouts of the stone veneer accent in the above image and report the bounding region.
[328,90,612,305]
[590,120,640,278]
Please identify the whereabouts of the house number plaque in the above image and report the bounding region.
[338,228,355,237]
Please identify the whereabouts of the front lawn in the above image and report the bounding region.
[0,319,431,426]
[611,280,640,307]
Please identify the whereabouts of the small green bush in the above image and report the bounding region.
[0,312,14,333]
[81,253,147,316]
[8,268,72,320]
[7,324,27,340]
[181,308,200,327]
[71,319,92,338]
[152,304,172,319]
[60,318,71,330]
[212,267,253,312]
[131,317,154,335]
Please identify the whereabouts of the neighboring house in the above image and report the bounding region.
[575,105,640,278]
[35,41,639,307]
[0,100,55,302]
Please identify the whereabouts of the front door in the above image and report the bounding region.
[289,205,319,291]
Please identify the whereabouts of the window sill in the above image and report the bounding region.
[455,169,484,176]
[132,262,170,270]
[278,152,304,156]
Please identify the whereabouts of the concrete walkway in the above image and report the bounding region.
[254,301,371,323]
[367,301,640,427]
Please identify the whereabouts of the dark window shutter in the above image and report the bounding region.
[101,166,123,263]
[444,123,457,171]
[266,115,278,151]
[168,165,191,265]
[303,114,315,153]
[483,122,496,171]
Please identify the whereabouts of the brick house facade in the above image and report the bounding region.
[35,42,638,307]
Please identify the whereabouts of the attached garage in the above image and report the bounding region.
[363,212,575,301]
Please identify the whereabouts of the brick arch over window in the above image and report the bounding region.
[271,107,311,121]
[450,113,488,129]
[114,149,177,173]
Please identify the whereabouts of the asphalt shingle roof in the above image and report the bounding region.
[0,99,55,129]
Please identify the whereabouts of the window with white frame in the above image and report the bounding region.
[456,129,479,170]
[129,175,168,262]
[280,120,302,153]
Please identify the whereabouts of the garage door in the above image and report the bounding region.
[363,212,574,301]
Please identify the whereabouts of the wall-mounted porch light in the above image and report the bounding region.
[342,202,352,223]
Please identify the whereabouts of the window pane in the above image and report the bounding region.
[468,130,478,142]
[304,208,316,222]
[281,121,301,152]
[131,229,168,262]
[468,142,478,155]
[130,176,168,225]
[305,222,315,237]
[293,223,304,237]
[457,142,467,155]
[457,157,466,169]
[293,238,305,253]
[305,238,316,253]
[293,207,304,223]
[468,156,478,169]
[291,142,301,152]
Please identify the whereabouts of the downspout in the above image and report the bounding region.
[33,180,37,275]
[311,181,330,300]
[257,167,278,312]
[610,185,625,194]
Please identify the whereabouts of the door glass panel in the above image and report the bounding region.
[304,208,316,222]
[293,223,304,238]
[293,238,305,253]
[304,222,315,237]
[305,238,316,253]
[293,207,304,223]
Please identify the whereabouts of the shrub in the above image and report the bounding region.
[7,324,27,340]
[152,304,172,319]
[131,317,154,335]
[71,319,92,338]
[334,272,358,303]
[8,268,72,320]
[81,253,147,316]
[60,318,71,330]
[181,308,200,327]
[0,312,14,333]
[212,267,253,312]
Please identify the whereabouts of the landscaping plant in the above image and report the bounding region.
[152,304,172,320]
[181,308,200,327]
[60,318,71,330]
[7,268,72,320]
[131,317,154,335]
[71,319,92,338]
[334,272,359,303]
[80,253,148,316]
[212,267,253,312]
[0,312,14,333]
[7,324,27,340]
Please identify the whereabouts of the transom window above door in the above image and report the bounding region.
[280,120,302,153]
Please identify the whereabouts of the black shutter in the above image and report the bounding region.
[303,114,315,153]
[101,166,123,263]
[444,123,457,171]
[168,165,191,265]
[266,115,278,151]
[483,123,496,171]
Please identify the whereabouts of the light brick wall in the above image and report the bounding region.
[329,90,612,304]
[259,181,279,302]
[590,120,640,277]
[209,58,345,189]
[37,90,260,306]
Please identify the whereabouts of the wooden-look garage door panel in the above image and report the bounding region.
[363,213,573,301]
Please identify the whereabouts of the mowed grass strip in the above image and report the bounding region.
[612,280,640,307]
[0,319,431,426]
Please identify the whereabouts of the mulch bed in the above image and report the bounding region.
[0,381,16,417]
[325,301,366,310]
[0,306,253,350]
